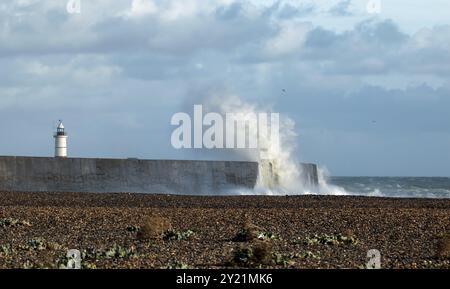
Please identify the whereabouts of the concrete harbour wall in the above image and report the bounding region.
[0,156,318,194]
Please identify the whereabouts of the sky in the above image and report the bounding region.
[0,0,449,176]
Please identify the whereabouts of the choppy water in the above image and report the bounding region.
[328,177,450,199]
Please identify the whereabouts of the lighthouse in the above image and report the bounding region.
[54,121,68,158]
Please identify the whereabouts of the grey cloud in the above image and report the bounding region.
[329,0,353,17]
[215,2,243,20]
[262,1,316,19]
[299,20,450,77]
[0,1,274,57]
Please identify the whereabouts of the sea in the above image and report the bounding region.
[328,177,450,199]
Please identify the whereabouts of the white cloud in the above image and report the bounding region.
[265,20,312,56]
[129,0,158,17]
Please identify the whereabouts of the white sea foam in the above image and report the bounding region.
[188,91,348,195]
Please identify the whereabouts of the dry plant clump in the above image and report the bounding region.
[137,215,172,240]
[229,241,273,267]
[251,241,273,265]
[232,217,263,242]
[228,216,282,267]
[436,233,450,258]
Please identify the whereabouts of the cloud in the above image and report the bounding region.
[129,0,158,17]
[264,21,312,57]
[329,0,353,17]
[299,19,450,78]
[2,1,449,80]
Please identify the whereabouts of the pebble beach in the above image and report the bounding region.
[0,192,449,269]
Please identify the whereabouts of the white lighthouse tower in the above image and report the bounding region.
[54,121,68,158]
